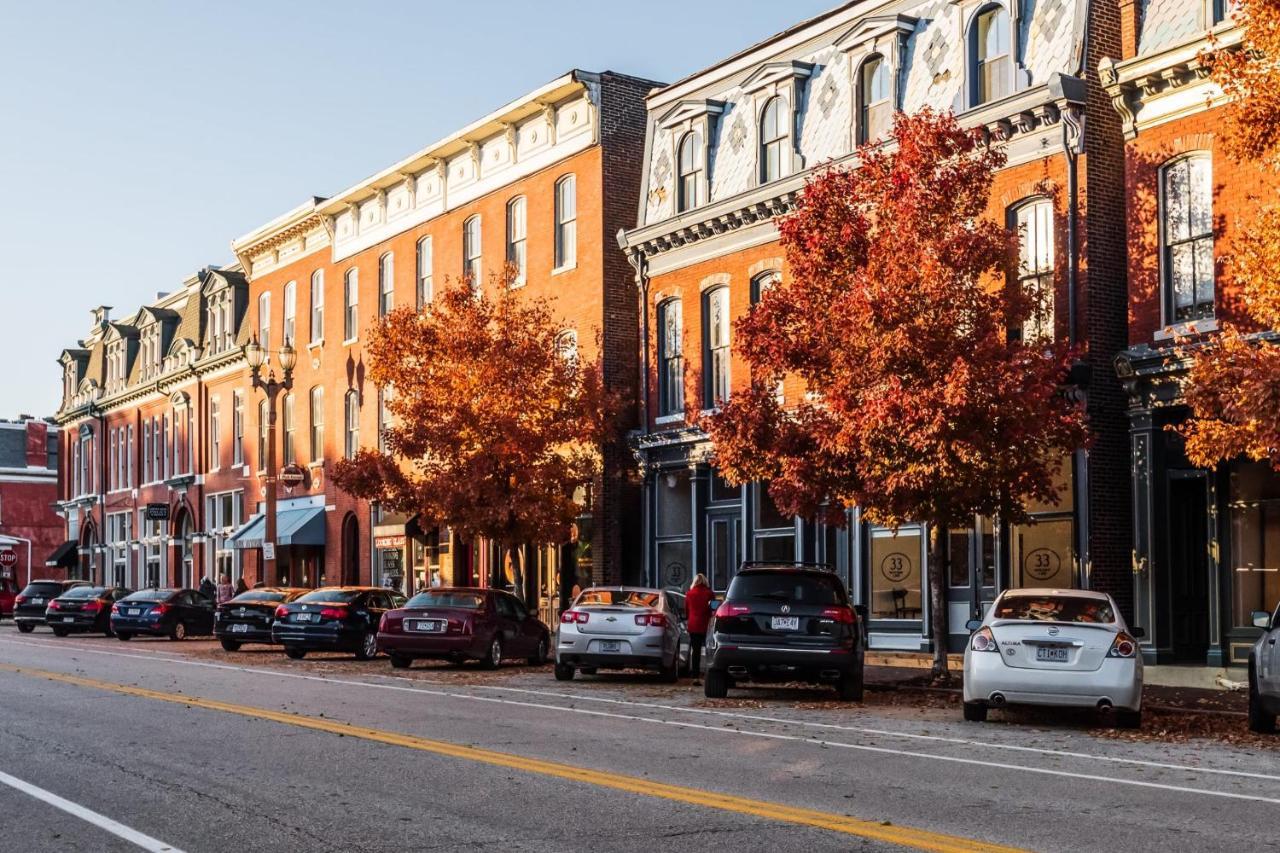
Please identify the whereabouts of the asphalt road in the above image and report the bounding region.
[0,624,1276,853]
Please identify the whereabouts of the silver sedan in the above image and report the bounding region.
[554,586,687,682]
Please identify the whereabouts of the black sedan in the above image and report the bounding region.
[45,586,132,636]
[214,587,307,651]
[272,587,406,660]
[13,579,89,633]
[111,589,215,641]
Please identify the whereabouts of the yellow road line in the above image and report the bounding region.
[0,663,1028,853]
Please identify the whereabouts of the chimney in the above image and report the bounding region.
[91,306,113,327]
[25,421,48,470]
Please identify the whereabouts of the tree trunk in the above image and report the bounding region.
[508,544,524,605]
[927,523,951,684]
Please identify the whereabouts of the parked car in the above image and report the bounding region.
[703,563,864,700]
[214,587,308,651]
[46,586,131,636]
[272,587,406,660]
[1248,603,1280,733]
[378,588,551,670]
[13,579,89,633]
[111,588,215,641]
[0,578,17,618]
[555,586,689,682]
[962,588,1144,727]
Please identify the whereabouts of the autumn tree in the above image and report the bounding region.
[1180,0,1280,469]
[331,274,615,601]
[705,110,1089,680]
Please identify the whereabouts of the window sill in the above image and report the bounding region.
[307,460,324,470]
[342,338,359,347]
[653,414,686,426]
[551,263,577,277]
[1153,318,1217,341]
[307,339,324,350]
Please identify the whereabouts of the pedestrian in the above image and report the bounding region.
[234,576,248,596]
[199,576,216,601]
[216,573,234,605]
[685,573,713,685]
[430,569,443,589]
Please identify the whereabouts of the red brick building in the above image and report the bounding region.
[54,70,657,620]
[622,0,1132,652]
[0,418,63,589]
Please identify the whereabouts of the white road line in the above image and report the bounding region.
[5,635,1278,797]
[0,769,184,852]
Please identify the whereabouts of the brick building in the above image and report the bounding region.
[621,0,1132,652]
[1105,1,1274,666]
[54,70,658,620]
[0,418,63,588]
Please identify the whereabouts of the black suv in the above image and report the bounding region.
[704,563,865,701]
[14,580,89,633]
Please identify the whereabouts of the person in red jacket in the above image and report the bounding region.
[684,573,714,684]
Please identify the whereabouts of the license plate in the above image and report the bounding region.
[231,623,249,633]
[295,613,315,622]
[771,616,800,631]
[62,617,75,623]
[600,640,622,653]
[31,598,43,606]
[410,619,444,633]
[1036,646,1070,663]
[127,608,141,616]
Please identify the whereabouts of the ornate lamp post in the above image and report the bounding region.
[244,335,296,586]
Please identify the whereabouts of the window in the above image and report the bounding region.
[1013,198,1055,341]
[378,253,394,316]
[506,197,527,286]
[1162,154,1215,323]
[310,270,324,344]
[344,390,360,459]
[258,292,271,353]
[657,299,684,417]
[859,55,892,144]
[142,421,151,484]
[416,236,433,307]
[870,525,923,619]
[463,216,482,286]
[283,393,296,465]
[760,97,790,184]
[310,386,324,463]
[677,132,702,213]
[703,286,730,408]
[209,397,221,471]
[972,5,1011,106]
[232,391,244,467]
[206,490,243,585]
[283,281,296,346]
[344,268,358,341]
[555,175,576,269]
[257,399,268,471]
[127,424,133,487]
[377,387,391,453]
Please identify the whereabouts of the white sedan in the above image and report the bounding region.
[962,588,1144,728]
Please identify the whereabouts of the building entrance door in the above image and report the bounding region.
[707,514,740,593]
[1169,475,1211,662]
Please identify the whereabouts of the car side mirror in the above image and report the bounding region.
[1130,626,1145,639]
[1253,611,1273,631]
[964,619,982,632]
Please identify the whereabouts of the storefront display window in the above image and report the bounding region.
[870,526,922,619]
[1011,456,1075,589]
[1229,462,1280,630]
[656,470,692,537]
[754,482,795,561]
[657,540,692,589]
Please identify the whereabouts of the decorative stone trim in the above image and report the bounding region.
[748,258,785,278]
[699,273,732,291]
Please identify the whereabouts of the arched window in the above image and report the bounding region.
[282,392,296,465]
[309,386,324,463]
[378,253,394,316]
[1010,198,1055,341]
[344,390,361,459]
[1161,154,1215,323]
[506,196,527,286]
[343,268,358,341]
[416,236,433,307]
[971,5,1011,106]
[677,132,702,213]
[703,286,731,408]
[858,55,891,144]
[555,176,577,269]
[258,292,271,353]
[751,270,781,306]
[759,97,790,184]
[463,215,482,286]
[657,299,684,417]
[283,280,296,345]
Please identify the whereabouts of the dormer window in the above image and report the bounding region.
[858,56,892,144]
[677,132,703,213]
[760,97,790,184]
[971,4,1011,106]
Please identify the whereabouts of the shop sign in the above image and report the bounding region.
[145,503,170,521]
[280,464,306,488]
[375,535,406,549]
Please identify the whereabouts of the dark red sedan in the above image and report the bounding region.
[377,588,550,670]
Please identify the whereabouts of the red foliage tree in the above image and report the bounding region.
[331,274,615,599]
[704,110,1089,679]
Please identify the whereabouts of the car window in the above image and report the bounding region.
[726,573,845,606]
[1272,602,1280,631]
[20,582,62,597]
[407,591,485,610]
[576,590,661,608]
[507,595,529,621]
[296,589,360,604]
[665,592,685,618]
[993,595,1115,624]
[495,596,517,619]
[121,589,175,602]
[61,586,107,600]
[389,592,407,608]
[230,591,287,604]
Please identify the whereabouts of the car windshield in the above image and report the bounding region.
[576,590,661,608]
[295,589,359,604]
[20,583,61,596]
[406,591,485,610]
[60,586,107,599]
[229,591,287,603]
[727,573,844,605]
[993,596,1115,624]
[122,589,175,602]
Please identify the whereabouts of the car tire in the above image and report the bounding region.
[284,647,306,660]
[963,702,988,722]
[355,630,378,661]
[678,652,691,678]
[219,639,242,652]
[527,637,548,666]
[169,621,187,642]
[837,666,864,702]
[1249,666,1276,734]
[1115,709,1142,730]
[116,632,132,642]
[482,637,502,670]
[660,651,679,683]
[704,668,729,699]
[51,627,68,638]
[554,662,575,681]
[16,623,33,634]
[389,654,411,670]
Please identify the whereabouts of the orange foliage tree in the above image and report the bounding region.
[331,276,616,599]
[1181,0,1280,468]
[704,110,1089,679]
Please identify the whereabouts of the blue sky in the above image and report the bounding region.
[0,0,835,418]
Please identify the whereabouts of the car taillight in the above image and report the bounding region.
[319,606,347,620]
[560,610,589,624]
[970,626,998,652]
[635,613,668,627]
[275,605,289,619]
[820,606,855,624]
[82,601,101,613]
[47,600,60,611]
[1109,631,1138,658]
[14,595,25,605]
[715,603,751,618]
[152,603,168,616]
[111,603,120,614]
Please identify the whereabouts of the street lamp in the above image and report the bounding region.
[243,334,295,586]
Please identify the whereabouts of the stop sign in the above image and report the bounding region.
[0,551,16,569]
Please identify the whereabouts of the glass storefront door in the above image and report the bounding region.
[868,526,924,622]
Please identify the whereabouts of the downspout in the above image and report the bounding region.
[619,232,651,585]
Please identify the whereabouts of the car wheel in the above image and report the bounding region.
[579,666,598,676]
[837,666,864,702]
[355,630,378,661]
[660,651,679,683]
[482,637,503,670]
[1115,709,1142,730]
[169,621,187,642]
[51,627,68,638]
[704,668,729,698]
[284,647,306,660]
[963,702,988,722]
[553,662,575,681]
[389,654,411,670]
[116,632,132,642]
[16,623,33,634]
[219,639,242,652]
[1249,666,1276,734]
[527,637,548,666]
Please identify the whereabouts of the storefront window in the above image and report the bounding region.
[870,527,923,619]
[1010,517,1074,588]
[656,470,692,537]
[710,470,741,503]
[754,482,795,561]
[1229,462,1280,629]
[656,540,692,589]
